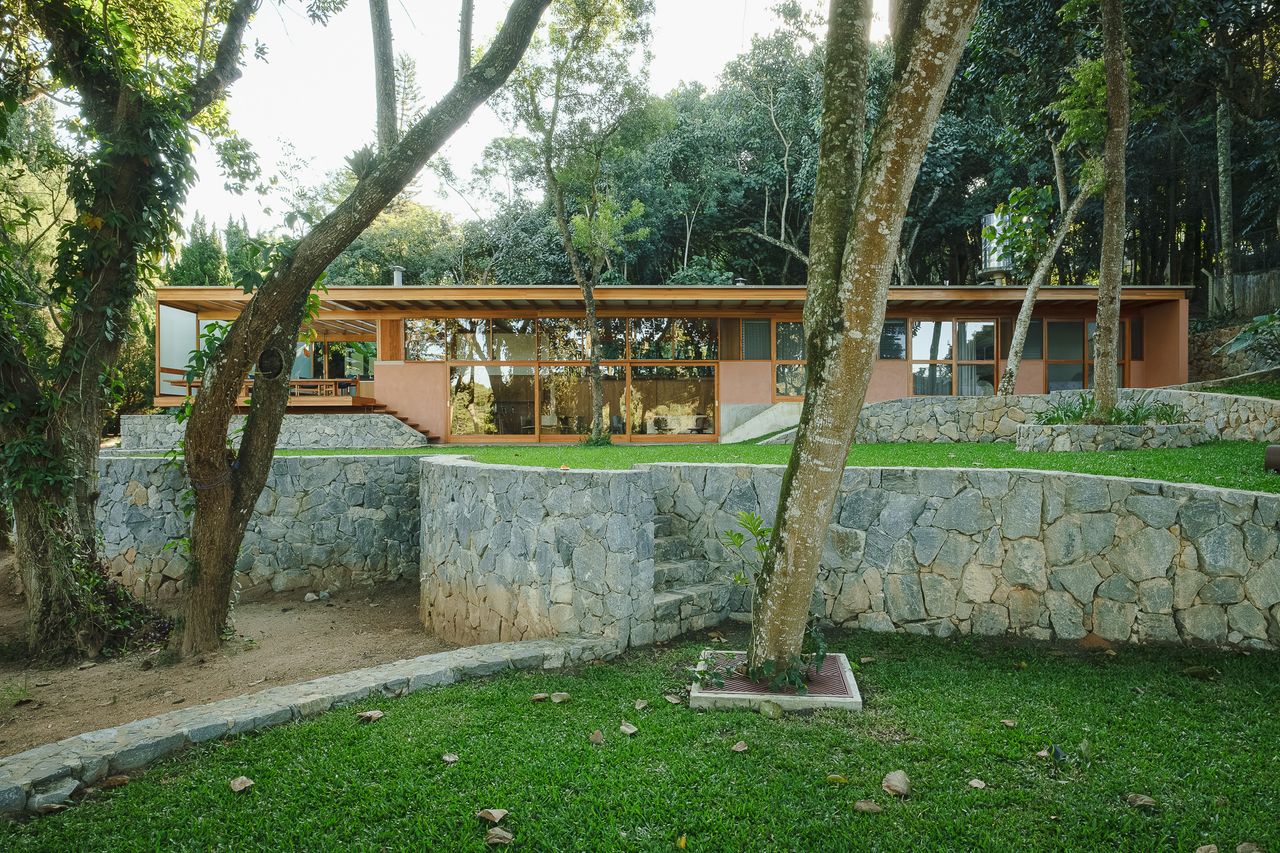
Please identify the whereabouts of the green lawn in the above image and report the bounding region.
[268,440,1280,494]
[4,629,1276,851]
[1205,380,1280,400]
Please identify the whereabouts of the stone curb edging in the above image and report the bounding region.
[0,635,617,817]
[1014,422,1211,452]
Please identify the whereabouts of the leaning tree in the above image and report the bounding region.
[176,0,551,655]
[747,0,981,674]
[0,0,258,656]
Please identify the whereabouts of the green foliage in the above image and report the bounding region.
[983,185,1057,277]
[665,256,734,285]
[167,213,230,287]
[324,201,462,286]
[1221,310,1280,364]
[1037,393,1188,426]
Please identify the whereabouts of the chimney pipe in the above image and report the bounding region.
[391,265,405,287]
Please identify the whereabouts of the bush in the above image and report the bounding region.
[1037,394,1187,426]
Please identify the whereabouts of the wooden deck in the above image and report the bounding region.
[153,395,378,410]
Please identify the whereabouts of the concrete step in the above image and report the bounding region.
[654,534,693,561]
[654,582,732,643]
[653,558,714,591]
[653,514,673,537]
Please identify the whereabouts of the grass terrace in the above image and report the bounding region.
[3,630,1276,850]
[178,440,1280,494]
[1204,380,1280,401]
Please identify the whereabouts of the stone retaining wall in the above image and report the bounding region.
[762,388,1280,445]
[420,460,1280,651]
[1189,324,1271,381]
[651,463,1280,648]
[119,413,429,450]
[1014,423,1211,452]
[419,457,656,648]
[98,454,421,605]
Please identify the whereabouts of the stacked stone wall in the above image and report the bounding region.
[118,413,428,450]
[97,454,421,605]
[418,458,656,648]
[1014,423,1210,452]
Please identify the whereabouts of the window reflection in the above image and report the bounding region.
[910,321,953,361]
[449,366,535,435]
[629,366,715,435]
[538,366,625,435]
[405,319,446,360]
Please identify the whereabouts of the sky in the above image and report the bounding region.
[185,0,890,233]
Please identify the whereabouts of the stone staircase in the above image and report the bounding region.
[368,404,439,443]
[651,513,733,642]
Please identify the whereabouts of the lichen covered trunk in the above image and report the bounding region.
[1093,0,1130,414]
[1215,87,1235,316]
[583,282,607,441]
[748,0,980,673]
[11,488,100,655]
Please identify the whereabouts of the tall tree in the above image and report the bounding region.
[0,0,257,656]
[1093,0,1129,413]
[169,213,232,287]
[747,0,980,673]
[176,0,550,655]
[369,0,398,150]
[496,0,652,443]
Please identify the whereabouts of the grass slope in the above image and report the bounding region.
[3,630,1276,851]
[1206,380,1280,400]
[271,441,1280,494]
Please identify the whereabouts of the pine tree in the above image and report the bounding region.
[224,215,254,285]
[169,213,231,287]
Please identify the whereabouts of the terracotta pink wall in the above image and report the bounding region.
[1138,300,1189,387]
[1013,360,1046,395]
[374,361,448,439]
[719,361,774,405]
[867,360,910,403]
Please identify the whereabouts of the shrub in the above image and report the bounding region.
[1036,394,1187,426]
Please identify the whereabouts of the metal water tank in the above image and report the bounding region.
[979,212,1011,284]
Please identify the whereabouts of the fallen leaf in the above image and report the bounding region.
[758,700,783,720]
[968,778,986,789]
[1000,719,1017,728]
[676,835,687,849]
[1182,665,1220,681]
[229,776,254,793]
[476,808,509,824]
[1013,660,1028,670]
[1193,846,1219,853]
[826,774,848,784]
[1035,748,1050,759]
[881,770,911,798]
[1236,844,1261,853]
[589,729,604,745]
[35,804,68,814]
[620,721,638,736]
[634,699,648,711]
[664,694,682,705]
[854,800,883,814]
[247,678,266,687]
[100,775,130,789]
[77,661,96,671]
[485,826,514,846]
[1103,649,1117,657]
[859,656,875,664]
[442,753,459,765]
[1125,793,1157,809]
[356,710,384,723]
[707,630,725,640]
[33,679,52,687]
[730,741,748,753]
[550,692,571,704]
[531,693,549,702]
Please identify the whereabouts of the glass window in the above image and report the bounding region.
[491,318,536,361]
[1047,321,1084,360]
[1131,316,1144,360]
[1047,362,1085,391]
[912,363,953,395]
[631,318,674,359]
[629,365,715,435]
[405,319,446,360]
[449,319,489,361]
[538,318,585,361]
[449,366,535,435]
[775,363,805,398]
[910,321,953,361]
[597,318,627,360]
[879,319,907,359]
[674,318,718,359]
[538,366,626,435]
[743,320,771,360]
[957,321,996,361]
[1000,319,1043,359]
[775,321,804,361]
[957,364,996,395]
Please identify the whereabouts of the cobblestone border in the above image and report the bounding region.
[0,636,616,817]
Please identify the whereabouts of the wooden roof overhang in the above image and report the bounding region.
[158,284,1190,322]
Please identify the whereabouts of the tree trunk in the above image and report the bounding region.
[1216,86,1235,316]
[748,0,979,673]
[459,0,475,80]
[1093,0,1129,414]
[176,0,550,654]
[583,280,607,440]
[998,189,1091,395]
[370,0,398,149]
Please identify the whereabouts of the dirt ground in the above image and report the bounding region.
[0,566,453,757]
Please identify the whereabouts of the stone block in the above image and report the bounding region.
[1179,604,1228,643]
[971,603,1009,636]
[1045,590,1085,640]
[1092,599,1136,642]
[1003,538,1048,592]
[920,574,956,619]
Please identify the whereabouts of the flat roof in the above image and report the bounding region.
[158,284,1191,320]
